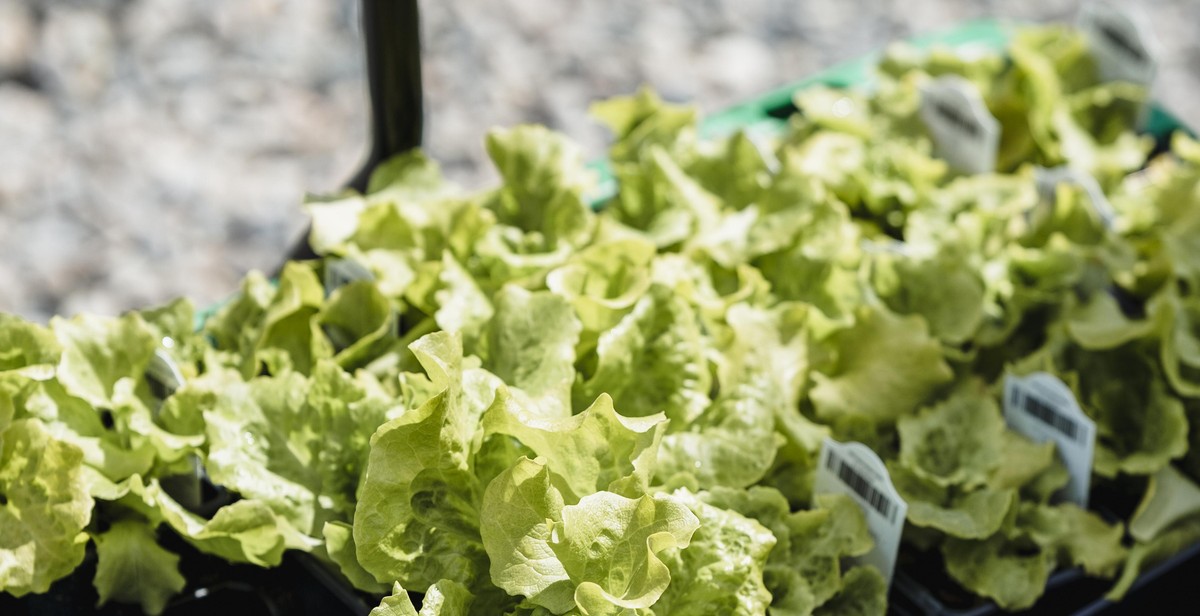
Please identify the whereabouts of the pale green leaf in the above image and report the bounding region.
[92,520,186,615]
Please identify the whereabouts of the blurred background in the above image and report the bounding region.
[1,0,1197,323]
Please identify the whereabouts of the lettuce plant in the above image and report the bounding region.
[3,23,1198,615]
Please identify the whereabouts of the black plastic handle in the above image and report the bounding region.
[346,0,424,192]
[284,0,423,264]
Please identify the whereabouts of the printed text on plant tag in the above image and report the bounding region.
[919,76,1000,175]
[1079,1,1157,87]
[1003,372,1097,507]
[815,439,908,586]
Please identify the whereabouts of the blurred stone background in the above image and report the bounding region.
[1,0,1196,322]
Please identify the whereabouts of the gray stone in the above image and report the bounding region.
[0,0,35,74]
[697,35,778,105]
[0,0,1197,322]
[36,6,116,102]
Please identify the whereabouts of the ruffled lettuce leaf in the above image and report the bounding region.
[777,494,876,612]
[91,519,187,615]
[989,432,1060,494]
[750,161,863,321]
[698,488,878,614]
[318,280,399,371]
[139,298,206,380]
[591,87,697,166]
[653,372,779,491]
[323,521,390,594]
[482,390,666,502]
[575,285,710,423]
[897,383,1005,489]
[890,464,1015,539]
[1065,344,1188,477]
[192,359,391,544]
[202,264,334,377]
[19,376,157,483]
[1065,287,1164,350]
[308,150,481,270]
[479,457,699,614]
[810,306,953,430]
[202,271,276,375]
[812,566,887,616]
[482,286,582,417]
[433,252,496,345]
[484,125,595,250]
[649,256,773,331]
[1161,289,1200,397]
[650,489,775,615]
[546,238,656,335]
[942,533,1055,611]
[0,313,61,371]
[117,475,302,567]
[477,457,569,609]
[193,371,318,536]
[686,131,770,212]
[870,245,986,346]
[0,419,93,596]
[656,304,810,491]
[607,145,721,250]
[1107,516,1200,601]
[942,501,1125,611]
[1015,502,1126,578]
[52,312,158,409]
[368,149,454,200]
[255,263,333,376]
[370,579,475,616]
[353,332,490,588]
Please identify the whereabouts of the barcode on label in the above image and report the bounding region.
[826,449,898,523]
[1098,22,1147,64]
[1011,387,1082,442]
[933,101,982,138]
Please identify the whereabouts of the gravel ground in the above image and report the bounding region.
[1,0,1197,323]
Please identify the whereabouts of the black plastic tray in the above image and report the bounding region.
[0,531,375,616]
[887,471,1194,613]
[890,539,1200,616]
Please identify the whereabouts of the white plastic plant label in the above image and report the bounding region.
[815,438,908,585]
[1003,373,1097,507]
[324,257,375,296]
[145,345,184,397]
[1079,1,1157,88]
[1034,165,1116,230]
[919,76,1000,175]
